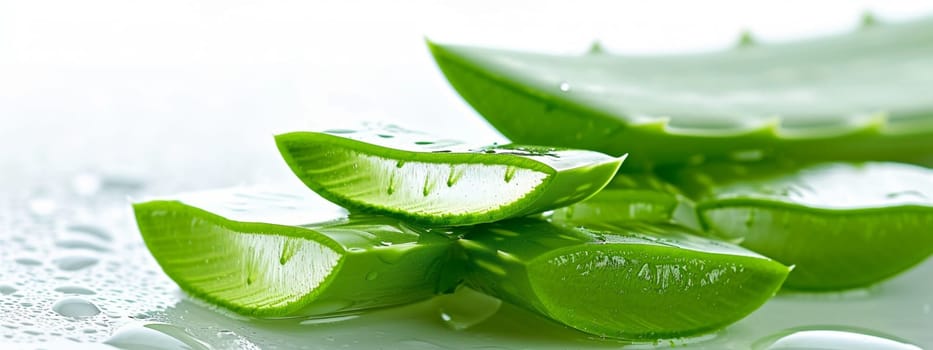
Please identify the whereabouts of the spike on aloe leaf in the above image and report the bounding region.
[861,11,879,29]
[587,40,605,55]
[736,30,756,48]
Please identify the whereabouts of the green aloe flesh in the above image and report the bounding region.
[428,18,933,169]
[275,126,626,226]
[133,187,457,317]
[551,173,701,230]
[666,161,933,290]
[459,219,789,340]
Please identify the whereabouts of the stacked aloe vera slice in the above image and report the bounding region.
[135,125,791,341]
[135,15,933,343]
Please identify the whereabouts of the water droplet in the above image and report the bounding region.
[377,134,394,138]
[56,239,110,253]
[365,271,379,281]
[323,129,356,134]
[66,224,113,242]
[415,141,435,145]
[53,256,100,271]
[504,166,517,183]
[52,297,101,318]
[72,173,102,196]
[558,82,571,92]
[885,190,928,200]
[376,244,419,265]
[396,160,406,168]
[729,149,765,162]
[14,257,42,266]
[0,285,16,295]
[434,287,502,331]
[104,322,213,350]
[758,329,921,350]
[54,286,97,295]
[28,197,57,216]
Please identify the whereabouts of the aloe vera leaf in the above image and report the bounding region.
[133,187,458,317]
[551,173,701,230]
[665,161,933,290]
[275,125,626,226]
[428,18,933,169]
[458,219,789,340]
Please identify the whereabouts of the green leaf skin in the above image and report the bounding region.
[459,219,789,340]
[133,187,458,318]
[551,173,701,230]
[428,18,933,170]
[275,126,626,226]
[666,162,933,290]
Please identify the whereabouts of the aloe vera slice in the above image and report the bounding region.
[666,161,933,290]
[551,173,700,230]
[275,126,625,226]
[459,219,789,339]
[133,187,457,317]
[428,18,933,169]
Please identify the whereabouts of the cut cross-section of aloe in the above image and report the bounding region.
[552,173,700,230]
[459,219,789,340]
[429,18,933,169]
[665,161,933,290]
[133,186,458,317]
[275,125,625,226]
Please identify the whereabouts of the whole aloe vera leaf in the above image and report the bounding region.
[275,126,625,226]
[428,18,933,169]
[133,187,458,318]
[459,219,789,340]
[666,161,933,290]
[551,173,701,230]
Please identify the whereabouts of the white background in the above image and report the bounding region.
[1,0,932,190]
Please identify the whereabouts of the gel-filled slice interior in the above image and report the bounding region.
[459,219,789,340]
[666,161,933,290]
[275,125,625,226]
[133,186,457,317]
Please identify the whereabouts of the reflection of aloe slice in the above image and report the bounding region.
[667,162,933,290]
[275,126,625,226]
[429,18,933,169]
[552,173,700,230]
[459,219,789,340]
[133,187,457,317]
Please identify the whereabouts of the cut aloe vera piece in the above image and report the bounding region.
[459,219,789,340]
[429,18,933,169]
[275,125,625,226]
[133,186,457,317]
[666,161,933,290]
[551,173,700,230]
